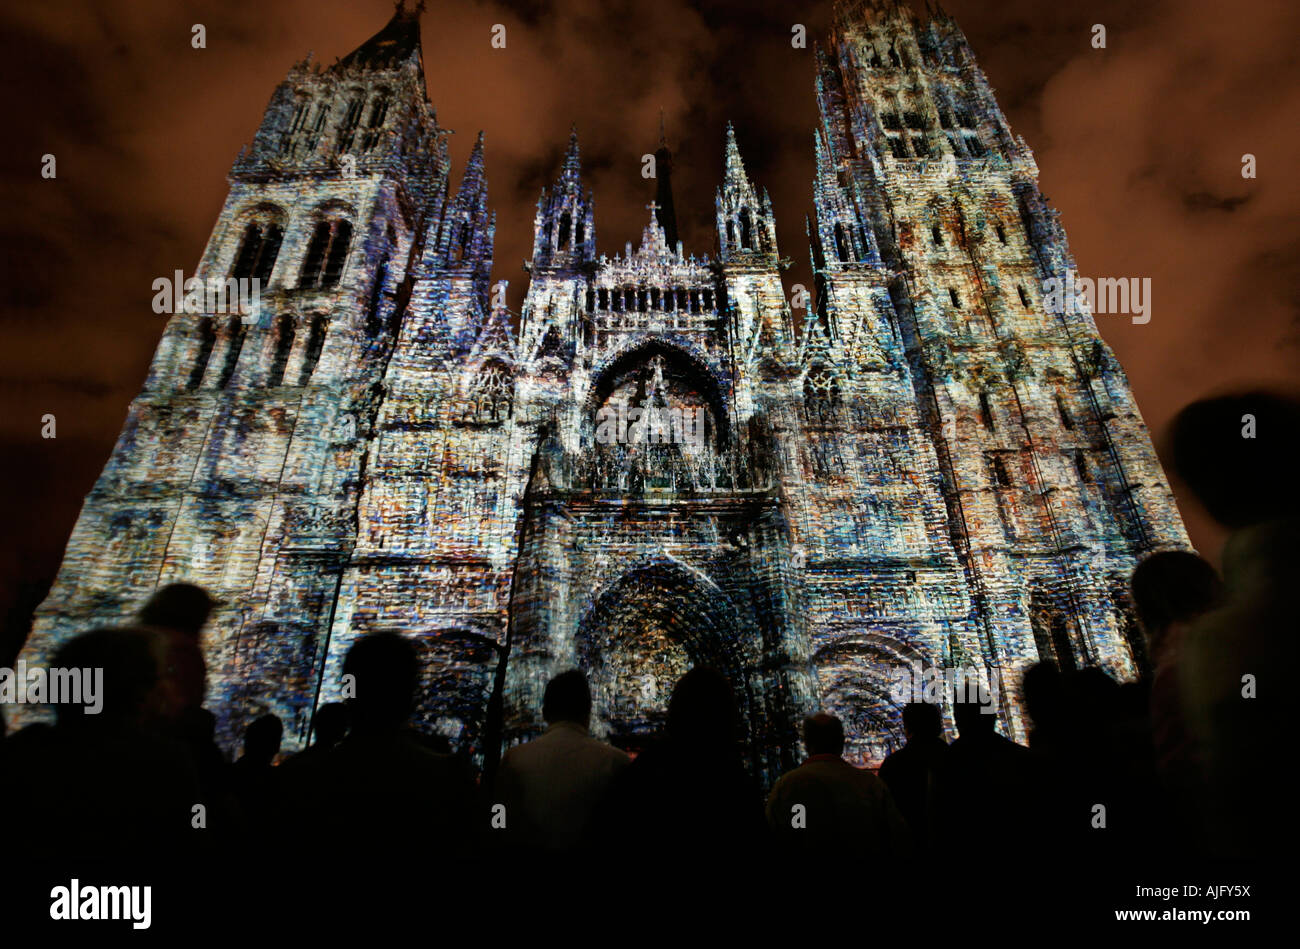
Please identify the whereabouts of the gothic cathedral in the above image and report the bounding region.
[17,0,1189,783]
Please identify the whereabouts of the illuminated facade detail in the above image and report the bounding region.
[14,1,1188,781]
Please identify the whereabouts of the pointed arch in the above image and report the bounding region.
[575,556,753,743]
[463,358,514,424]
[587,338,729,446]
[229,204,287,284]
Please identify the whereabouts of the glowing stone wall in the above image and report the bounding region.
[13,1,1188,780]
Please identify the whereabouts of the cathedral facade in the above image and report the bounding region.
[15,0,1188,782]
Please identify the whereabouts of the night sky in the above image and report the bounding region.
[2,0,1297,662]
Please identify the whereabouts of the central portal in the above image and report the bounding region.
[576,560,748,751]
[591,621,691,745]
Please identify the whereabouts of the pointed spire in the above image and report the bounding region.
[717,122,776,261]
[423,129,494,290]
[531,126,595,270]
[561,124,582,186]
[723,122,748,185]
[334,1,424,73]
[653,115,680,250]
[459,130,487,203]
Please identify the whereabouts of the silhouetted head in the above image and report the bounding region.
[312,702,349,746]
[1065,667,1119,709]
[139,583,216,640]
[1170,390,1300,529]
[242,714,282,765]
[51,626,159,727]
[953,698,996,741]
[1130,550,1222,651]
[180,706,217,743]
[803,712,845,757]
[542,669,592,726]
[666,667,737,751]
[902,701,942,741]
[342,632,419,732]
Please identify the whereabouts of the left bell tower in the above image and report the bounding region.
[14,2,450,747]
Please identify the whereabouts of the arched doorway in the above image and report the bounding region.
[575,560,752,752]
[407,628,501,759]
[813,635,923,767]
[587,340,729,450]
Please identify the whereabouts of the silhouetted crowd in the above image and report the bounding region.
[1,390,1292,906]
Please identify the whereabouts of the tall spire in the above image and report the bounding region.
[716,123,777,262]
[334,1,424,74]
[531,126,595,271]
[653,113,680,250]
[428,131,494,280]
[723,122,748,187]
[560,124,582,187]
[461,130,487,203]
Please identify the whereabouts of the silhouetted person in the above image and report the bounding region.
[935,698,1043,854]
[236,713,282,767]
[1021,662,1065,753]
[1130,550,1222,845]
[138,582,215,721]
[879,702,948,848]
[0,627,198,857]
[1168,390,1300,858]
[177,705,236,840]
[300,632,475,854]
[605,667,765,865]
[231,713,282,837]
[283,702,349,769]
[1075,667,1157,856]
[495,670,629,852]
[767,713,908,857]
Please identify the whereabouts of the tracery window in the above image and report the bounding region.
[803,365,840,425]
[466,361,513,423]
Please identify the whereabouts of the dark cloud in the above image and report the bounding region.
[1183,191,1251,213]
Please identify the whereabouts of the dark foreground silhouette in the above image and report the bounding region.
[2,389,1291,925]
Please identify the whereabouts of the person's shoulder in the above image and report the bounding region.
[879,745,903,767]
[500,732,550,768]
[770,758,829,791]
[580,733,630,763]
[850,764,891,790]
